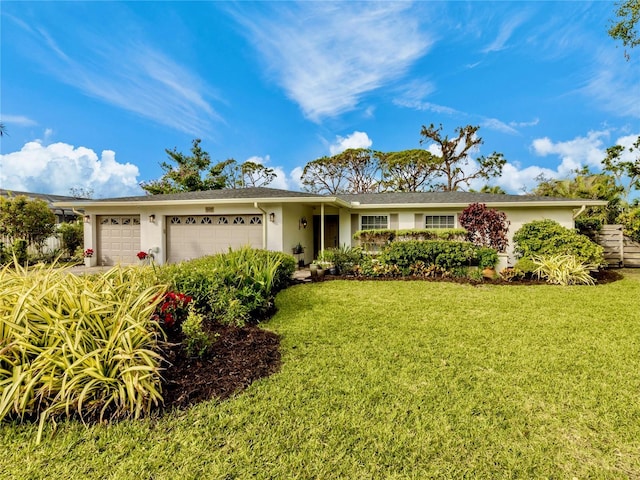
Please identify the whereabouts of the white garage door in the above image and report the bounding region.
[166,214,263,263]
[97,216,141,266]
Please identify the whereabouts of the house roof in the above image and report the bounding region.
[53,186,608,209]
[1,188,83,217]
[336,191,607,208]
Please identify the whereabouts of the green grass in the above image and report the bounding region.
[2,270,640,478]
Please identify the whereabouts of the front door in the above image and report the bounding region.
[313,215,339,258]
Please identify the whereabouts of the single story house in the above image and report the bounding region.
[55,187,607,269]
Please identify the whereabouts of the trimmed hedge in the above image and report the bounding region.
[379,240,481,274]
[353,228,467,245]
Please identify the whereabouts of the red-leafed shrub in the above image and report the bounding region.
[152,291,193,330]
[459,203,510,253]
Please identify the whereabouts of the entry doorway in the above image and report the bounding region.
[313,215,339,258]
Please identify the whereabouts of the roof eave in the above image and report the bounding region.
[54,196,349,208]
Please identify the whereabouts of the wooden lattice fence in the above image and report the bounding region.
[595,225,640,268]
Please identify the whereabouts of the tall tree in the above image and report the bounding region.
[223,160,276,188]
[0,195,56,249]
[532,168,624,224]
[602,135,640,204]
[300,148,380,194]
[300,155,349,194]
[140,139,231,195]
[379,149,436,192]
[337,148,380,193]
[419,124,506,191]
[609,0,640,59]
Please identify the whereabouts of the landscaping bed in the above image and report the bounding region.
[160,324,281,410]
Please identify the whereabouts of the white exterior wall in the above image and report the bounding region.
[281,203,314,264]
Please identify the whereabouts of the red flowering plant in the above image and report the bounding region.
[151,291,193,332]
[136,251,149,260]
[84,248,94,258]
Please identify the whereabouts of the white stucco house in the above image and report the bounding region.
[55,187,607,270]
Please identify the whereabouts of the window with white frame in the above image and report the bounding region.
[425,215,455,229]
[361,215,388,230]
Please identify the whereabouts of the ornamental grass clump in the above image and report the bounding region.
[0,262,167,443]
[532,254,597,286]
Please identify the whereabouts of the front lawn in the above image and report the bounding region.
[2,271,640,478]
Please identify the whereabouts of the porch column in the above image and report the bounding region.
[320,203,325,253]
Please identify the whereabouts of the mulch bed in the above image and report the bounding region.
[159,324,281,411]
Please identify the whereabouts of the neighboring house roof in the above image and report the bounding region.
[1,188,83,218]
[53,186,608,209]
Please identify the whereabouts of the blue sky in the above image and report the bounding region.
[1,1,638,198]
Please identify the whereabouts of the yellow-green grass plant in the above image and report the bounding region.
[0,262,167,443]
[532,254,597,285]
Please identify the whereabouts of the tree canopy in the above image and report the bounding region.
[419,124,506,191]
[0,195,56,248]
[141,139,276,194]
[300,124,504,194]
[609,0,640,59]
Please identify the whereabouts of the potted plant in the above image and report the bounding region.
[292,242,304,255]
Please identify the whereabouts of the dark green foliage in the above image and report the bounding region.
[12,240,28,266]
[158,248,295,326]
[514,257,538,276]
[513,220,604,266]
[57,221,84,257]
[0,195,56,250]
[575,218,603,237]
[618,206,640,242]
[379,240,479,274]
[353,228,467,247]
[476,247,499,269]
[323,245,364,275]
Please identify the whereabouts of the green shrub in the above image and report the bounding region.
[476,247,499,269]
[618,207,640,243]
[158,247,295,326]
[353,228,467,246]
[514,257,538,276]
[0,263,166,443]
[12,239,28,266]
[532,255,596,286]
[513,219,604,266]
[379,240,478,274]
[181,306,214,357]
[323,245,364,274]
[57,221,84,257]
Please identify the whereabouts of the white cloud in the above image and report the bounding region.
[8,15,220,136]
[230,2,432,121]
[580,48,640,119]
[481,13,529,53]
[242,154,291,190]
[531,130,610,176]
[2,114,37,126]
[481,118,518,135]
[0,141,142,198]
[329,131,373,155]
[289,166,305,191]
[509,118,539,128]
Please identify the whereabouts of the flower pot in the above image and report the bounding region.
[482,267,496,279]
[310,264,318,279]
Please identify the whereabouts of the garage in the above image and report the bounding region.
[166,214,263,263]
[97,215,141,266]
